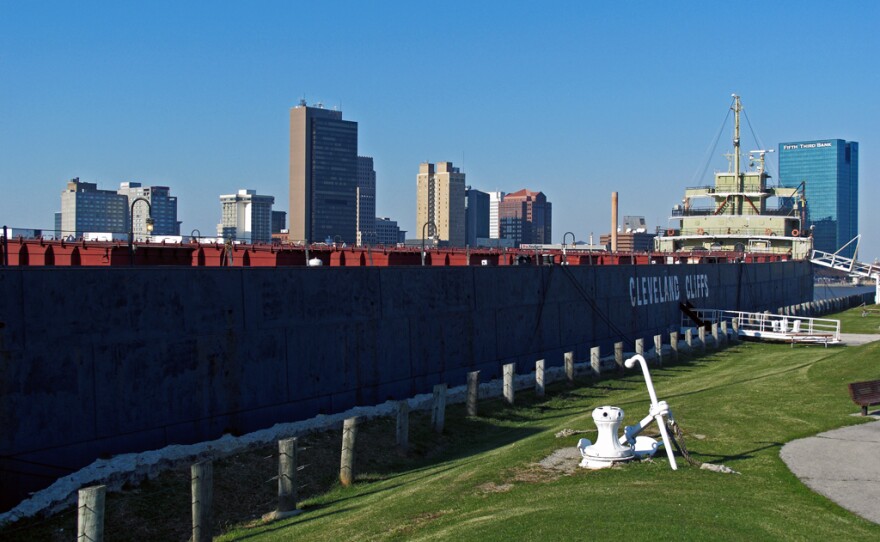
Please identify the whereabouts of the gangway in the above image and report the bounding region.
[682,309,841,346]
[811,235,880,304]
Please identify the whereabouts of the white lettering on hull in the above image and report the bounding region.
[629,273,710,307]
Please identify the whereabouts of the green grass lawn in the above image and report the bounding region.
[835,303,880,334]
[219,328,880,541]
[4,305,877,541]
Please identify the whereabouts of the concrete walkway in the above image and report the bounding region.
[840,333,880,346]
[781,418,880,524]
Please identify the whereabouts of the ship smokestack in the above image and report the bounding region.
[611,192,618,252]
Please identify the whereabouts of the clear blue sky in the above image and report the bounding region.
[1,1,877,258]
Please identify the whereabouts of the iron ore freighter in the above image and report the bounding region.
[0,96,816,511]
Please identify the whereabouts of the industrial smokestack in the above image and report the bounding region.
[611,192,618,253]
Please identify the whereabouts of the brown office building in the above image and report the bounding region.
[498,189,552,246]
[289,101,358,244]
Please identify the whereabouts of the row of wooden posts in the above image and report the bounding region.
[75,321,740,541]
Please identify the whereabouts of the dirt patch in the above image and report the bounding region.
[477,482,514,494]
[474,450,580,496]
[387,509,450,537]
[511,465,558,483]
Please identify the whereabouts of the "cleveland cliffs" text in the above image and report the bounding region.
[629,273,710,307]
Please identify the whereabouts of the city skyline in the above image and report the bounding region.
[1,2,877,257]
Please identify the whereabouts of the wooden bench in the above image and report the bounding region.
[848,380,880,416]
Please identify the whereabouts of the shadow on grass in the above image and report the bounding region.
[688,441,783,464]
[228,506,359,541]
[342,412,544,481]
[661,360,821,402]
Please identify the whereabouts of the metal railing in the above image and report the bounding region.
[682,308,841,345]
[812,249,880,279]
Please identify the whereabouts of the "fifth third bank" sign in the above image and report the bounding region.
[782,142,832,150]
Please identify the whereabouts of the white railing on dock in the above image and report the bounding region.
[682,309,841,346]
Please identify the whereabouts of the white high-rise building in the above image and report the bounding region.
[488,191,506,239]
[217,189,275,243]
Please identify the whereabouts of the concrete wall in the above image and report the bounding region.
[0,261,812,509]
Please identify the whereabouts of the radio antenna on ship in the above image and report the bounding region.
[748,149,774,174]
[731,94,742,183]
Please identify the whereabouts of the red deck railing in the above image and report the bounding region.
[0,237,792,268]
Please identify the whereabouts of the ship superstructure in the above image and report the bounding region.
[655,95,813,260]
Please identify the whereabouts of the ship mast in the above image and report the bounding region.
[731,94,742,214]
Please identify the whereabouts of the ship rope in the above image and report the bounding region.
[560,265,635,349]
[742,106,777,182]
[528,265,555,352]
[689,98,734,188]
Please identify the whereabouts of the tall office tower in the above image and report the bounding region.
[465,187,490,247]
[488,191,505,239]
[779,139,858,255]
[117,182,181,239]
[217,189,275,243]
[289,101,358,244]
[416,161,466,246]
[356,156,378,246]
[59,178,128,238]
[498,189,552,246]
[376,217,404,245]
[271,211,287,234]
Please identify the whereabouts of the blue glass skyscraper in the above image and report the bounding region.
[778,139,858,256]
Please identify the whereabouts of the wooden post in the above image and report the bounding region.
[396,401,409,451]
[503,363,515,405]
[711,323,719,349]
[635,338,644,358]
[340,417,359,487]
[535,359,545,397]
[654,334,663,366]
[698,327,706,353]
[720,321,729,345]
[670,331,679,360]
[261,437,304,521]
[191,460,213,542]
[278,438,298,513]
[590,346,601,376]
[431,383,447,434]
[614,342,624,371]
[731,318,740,343]
[686,328,693,349]
[466,371,479,416]
[77,485,106,542]
[564,351,574,383]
